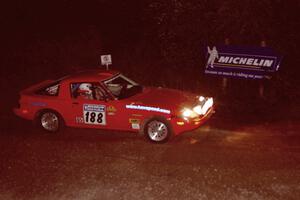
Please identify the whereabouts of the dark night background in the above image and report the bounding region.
[1,0,300,120]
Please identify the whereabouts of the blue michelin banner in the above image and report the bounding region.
[205,45,282,79]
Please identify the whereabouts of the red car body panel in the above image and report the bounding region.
[14,70,214,136]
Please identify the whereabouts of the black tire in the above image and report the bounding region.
[36,110,64,133]
[143,117,173,143]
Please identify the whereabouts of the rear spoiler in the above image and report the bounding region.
[20,80,55,95]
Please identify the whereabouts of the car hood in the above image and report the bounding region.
[125,87,198,114]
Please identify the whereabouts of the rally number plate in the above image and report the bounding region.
[83,104,106,125]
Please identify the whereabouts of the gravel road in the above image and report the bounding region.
[1,115,300,200]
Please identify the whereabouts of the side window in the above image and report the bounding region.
[36,82,60,96]
[104,74,138,99]
[70,82,107,100]
[104,76,132,97]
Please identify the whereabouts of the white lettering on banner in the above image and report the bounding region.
[264,60,274,67]
[217,56,274,67]
[126,105,171,114]
[219,56,229,63]
[253,59,262,66]
[205,70,265,79]
[233,57,239,64]
[240,57,247,65]
[246,58,254,65]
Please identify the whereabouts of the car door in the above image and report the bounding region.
[68,81,138,132]
[68,82,114,129]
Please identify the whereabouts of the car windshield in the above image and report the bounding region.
[103,74,143,99]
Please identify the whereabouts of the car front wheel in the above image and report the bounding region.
[144,118,172,143]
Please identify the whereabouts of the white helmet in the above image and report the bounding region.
[79,83,92,94]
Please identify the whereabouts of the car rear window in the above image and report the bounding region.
[36,82,60,96]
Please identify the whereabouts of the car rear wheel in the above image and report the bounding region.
[144,118,172,143]
[38,110,64,132]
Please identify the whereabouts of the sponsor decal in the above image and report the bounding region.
[129,118,141,130]
[129,118,140,124]
[83,104,106,125]
[75,117,84,123]
[205,45,282,79]
[131,124,140,129]
[107,105,117,112]
[126,105,171,114]
[31,102,47,107]
[107,105,117,115]
[132,114,143,117]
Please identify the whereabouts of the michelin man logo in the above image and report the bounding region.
[207,46,219,68]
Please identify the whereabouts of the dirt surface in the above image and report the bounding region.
[1,114,300,200]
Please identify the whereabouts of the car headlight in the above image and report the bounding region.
[193,105,202,115]
[182,108,198,118]
[199,96,205,102]
[193,97,213,115]
[181,97,214,118]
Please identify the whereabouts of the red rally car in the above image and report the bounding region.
[14,70,214,143]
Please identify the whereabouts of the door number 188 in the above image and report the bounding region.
[85,112,103,124]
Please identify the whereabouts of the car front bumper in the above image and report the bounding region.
[170,107,215,135]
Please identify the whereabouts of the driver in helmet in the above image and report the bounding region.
[77,83,94,100]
